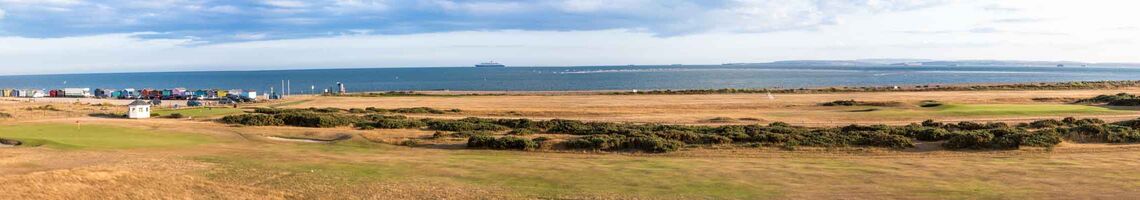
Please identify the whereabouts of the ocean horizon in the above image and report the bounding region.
[1,65,1138,92]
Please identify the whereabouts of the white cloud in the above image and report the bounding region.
[0,0,84,6]
[262,0,307,8]
[426,0,528,14]
[203,5,240,13]
[0,8,6,20]
[232,33,268,40]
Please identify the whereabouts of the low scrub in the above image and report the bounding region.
[219,114,285,126]
[563,135,683,153]
[467,135,538,150]
[425,119,508,132]
[218,112,359,128]
[217,110,1140,153]
[1077,93,1140,106]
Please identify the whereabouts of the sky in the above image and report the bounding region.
[0,0,1138,75]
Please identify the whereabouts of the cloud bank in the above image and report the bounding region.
[0,0,946,40]
[1,0,1139,75]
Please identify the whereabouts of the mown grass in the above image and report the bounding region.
[932,104,1126,116]
[154,107,245,118]
[0,123,214,150]
[865,103,1131,118]
[192,144,781,199]
[267,99,314,108]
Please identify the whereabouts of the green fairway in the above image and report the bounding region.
[931,104,1128,116]
[0,123,214,149]
[154,107,245,118]
[267,99,313,108]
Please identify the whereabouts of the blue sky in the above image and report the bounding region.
[1,0,1138,75]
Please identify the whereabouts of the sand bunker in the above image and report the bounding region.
[0,138,22,147]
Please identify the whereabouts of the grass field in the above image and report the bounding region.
[5,89,1140,199]
[0,123,214,149]
[153,107,245,118]
[179,140,1140,199]
[932,104,1126,116]
[277,89,1140,126]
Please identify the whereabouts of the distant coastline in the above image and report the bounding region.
[337,80,1140,96]
[3,64,1140,92]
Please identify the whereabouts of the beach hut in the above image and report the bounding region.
[148,90,161,99]
[63,88,92,97]
[29,90,44,98]
[242,91,258,100]
[127,99,151,119]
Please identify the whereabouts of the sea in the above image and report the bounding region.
[0,65,1138,92]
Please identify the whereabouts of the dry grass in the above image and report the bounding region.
[3,89,1140,199]
[280,89,1140,126]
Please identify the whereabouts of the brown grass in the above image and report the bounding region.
[3,89,1140,199]
[278,88,1140,126]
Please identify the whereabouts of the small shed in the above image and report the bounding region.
[128,99,151,119]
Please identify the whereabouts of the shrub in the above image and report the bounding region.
[168,113,185,119]
[697,134,733,144]
[1077,93,1140,106]
[921,119,943,127]
[219,114,285,126]
[1028,119,1065,129]
[768,121,791,127]
[370,107,448,114]
[507,128,538,135]
[532,137,550,143]
[466,135,537,150]
[955,121,989,130]
[150,113,161,117]
[399,139,419,146]
[426,120,508,132]
[276,112,361,128]
[915,128,952,141]
[546,119,594,134]
[0,112,12,118]
[943,130,995,150]
[495,118,543,129]
[620,137,684,153]
[563,135,624,150]
[821,100,858,106]
[308,107,344,113]
[1112,118,1140,129]
[356,118,426,129]
[1022,129,1063,147]
[1066,124,1108,142]
[855,132,915,149]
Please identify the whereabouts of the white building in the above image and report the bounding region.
[127,99,151,119]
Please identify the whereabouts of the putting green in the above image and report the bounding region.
[0,123,214,149]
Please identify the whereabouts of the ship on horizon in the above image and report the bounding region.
[475,61,506,68]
